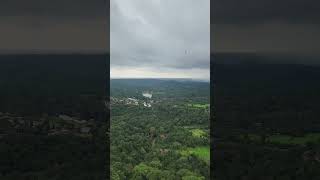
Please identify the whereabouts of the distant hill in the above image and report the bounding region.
[111,78,210,99]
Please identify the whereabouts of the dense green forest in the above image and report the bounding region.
[111,79,210,179]
[0,54,108,179]
[213,53,320,180]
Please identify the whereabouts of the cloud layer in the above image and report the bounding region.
[111,0,210,79]
[213,0,320,59]
[0,0,108,53]
[213,0,320,24]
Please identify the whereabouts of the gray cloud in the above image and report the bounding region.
[0,0,108,53]
[0,0,107,18]
[213,23,320,55]
[111,0,210,79]
[212,0,320,59]
[213,0,320,24]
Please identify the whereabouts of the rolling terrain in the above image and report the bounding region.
[111,79,210,179]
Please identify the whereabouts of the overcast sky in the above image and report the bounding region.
[3,0,317,73]
[0,0,108,53]
[213,0,320,58]
[110,0,210,80]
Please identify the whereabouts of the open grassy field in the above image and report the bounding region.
[180,146,210,163]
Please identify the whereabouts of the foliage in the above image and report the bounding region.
[111,79,210,179]
[213,56,320,179]
[190,129,207,138]
[0,54,108,179]
[180,147,210,163]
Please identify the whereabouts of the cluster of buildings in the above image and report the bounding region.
[110,91,154,108]
[111,97,153,108]
[47,114,93,137]
[0,112,93,137]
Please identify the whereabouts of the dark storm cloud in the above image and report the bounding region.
[213,0,320,60]
[0,0,107,18]
[111,0,210,79]
[213,0,320,24]
[0,0,108,53]
[213,23,320,55]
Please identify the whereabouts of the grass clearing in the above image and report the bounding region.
[268,133,320,145]
[240,133,320,145]
[190,129,207,138]
[180,146,210,163]
[187,104,209,109]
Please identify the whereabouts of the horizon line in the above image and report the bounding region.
[110,77,210,81]
[0,49,108,55]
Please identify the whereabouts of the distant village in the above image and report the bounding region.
[111,92,154,108]
[0,112,95,138]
